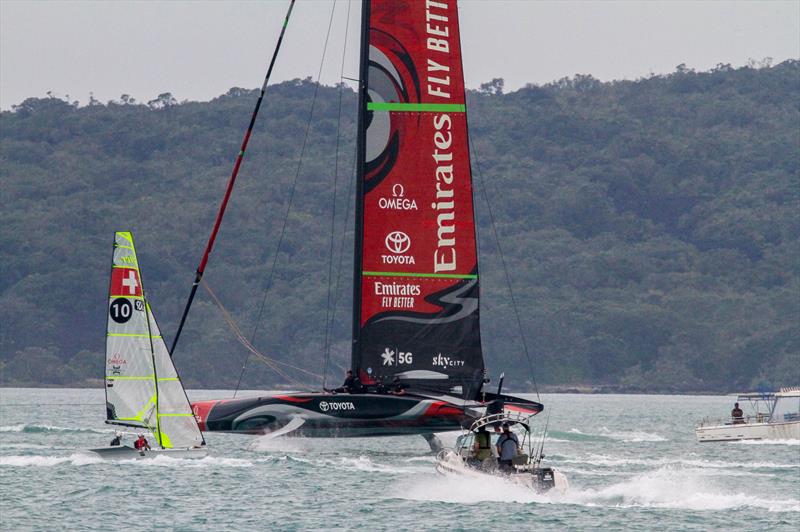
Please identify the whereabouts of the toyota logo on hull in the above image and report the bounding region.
[319,401,356,412]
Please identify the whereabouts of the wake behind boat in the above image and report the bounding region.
[87,232,206,459]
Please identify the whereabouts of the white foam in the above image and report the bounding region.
[397,472,544,504]
[556,453,799,470]
[562,466,800,512]
[599,426,668,442]
[563,427,667,442]
[0,453,103,467]
[0,424,108,434]
[732,439,800,446]
[133,455,254,468]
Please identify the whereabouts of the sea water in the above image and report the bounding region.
[1,389,798,531]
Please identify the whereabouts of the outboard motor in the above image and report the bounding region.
[532,467,557,492]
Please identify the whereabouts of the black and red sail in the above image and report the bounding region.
[352,0,484,399]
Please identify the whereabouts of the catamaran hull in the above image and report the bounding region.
[87,445,208,459]
[192,393,479,437]
[435,449,568,493]
[695,420,800,442]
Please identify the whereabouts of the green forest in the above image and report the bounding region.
[1,61,798,393]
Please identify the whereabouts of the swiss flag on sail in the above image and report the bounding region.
[110,268,142,297]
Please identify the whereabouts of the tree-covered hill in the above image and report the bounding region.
[1,61,798,392]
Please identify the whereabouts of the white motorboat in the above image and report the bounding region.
[695,388,800,442]
[435,411,568,493]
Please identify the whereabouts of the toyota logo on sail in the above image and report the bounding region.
[385,231,411,254]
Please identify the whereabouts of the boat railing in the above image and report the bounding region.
[697,413,770,428]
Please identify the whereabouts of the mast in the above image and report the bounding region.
[170,0,296,358]
[350,0,371,370]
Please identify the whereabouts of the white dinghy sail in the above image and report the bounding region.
[102,231,204,453]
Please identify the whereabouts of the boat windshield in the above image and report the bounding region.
[770,395,800,423]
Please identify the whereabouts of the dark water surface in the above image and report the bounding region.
[1,389,798,530]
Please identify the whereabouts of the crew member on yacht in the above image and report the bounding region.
[496,423,519,472]
[331,370,362,394]
[731,402,745,424]
[391,376,407,395]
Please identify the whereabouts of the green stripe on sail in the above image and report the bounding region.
[362,271,478,279]
[107,375,154,381]
[112,264,139,270]
[367,102,466,112]
[158,413,194,417]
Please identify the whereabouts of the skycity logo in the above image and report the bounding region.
[319,401,356,412]
[432,353,465,367]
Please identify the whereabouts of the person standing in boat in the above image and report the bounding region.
[471,425,492,464]
[731,402,745,424]
[496,423,519,472]
[109,432,122,446]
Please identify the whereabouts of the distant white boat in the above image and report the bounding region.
[87,232,206,459]
[695,388,800,442]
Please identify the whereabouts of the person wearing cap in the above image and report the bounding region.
[109,431,122,446]
[495,423,519,472]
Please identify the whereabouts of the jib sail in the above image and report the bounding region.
[105,232,204,449]
[352,0,484,399]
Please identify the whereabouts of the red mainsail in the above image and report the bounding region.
[352,0,484,399]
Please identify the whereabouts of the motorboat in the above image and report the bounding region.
[695,387,800,442]
[435,411,568,493]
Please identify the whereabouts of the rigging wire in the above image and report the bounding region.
[322,0,353,390]
[234,0,339,396]
[170,0,296,359]
[470,141,540,401]
[202,280,320,390]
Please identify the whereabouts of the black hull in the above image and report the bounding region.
[192,391,542,438]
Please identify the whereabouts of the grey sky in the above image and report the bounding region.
[1,0,798,109]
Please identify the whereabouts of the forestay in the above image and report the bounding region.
[105,232,203,449]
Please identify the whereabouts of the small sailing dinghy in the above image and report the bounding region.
[88,232,206,459]
[435,410,568,493]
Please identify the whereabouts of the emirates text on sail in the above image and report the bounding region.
[426,0,457,274]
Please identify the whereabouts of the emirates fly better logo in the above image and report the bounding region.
[385,231,411,254]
